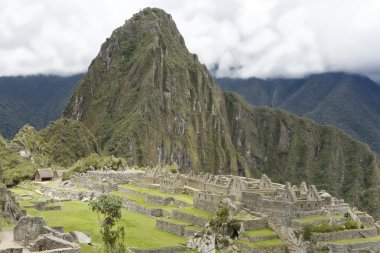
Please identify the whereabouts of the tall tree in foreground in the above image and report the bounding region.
[89,194,126,253]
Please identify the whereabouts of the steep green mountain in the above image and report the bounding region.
[12,119,99,167]
[0,74,83,139]
[217,73,380,154]
[63,8,380,217]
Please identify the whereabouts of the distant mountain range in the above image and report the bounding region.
[0,74,83,139]
[217,73,380,154]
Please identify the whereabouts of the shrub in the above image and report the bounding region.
[302,224,313,240]
[312,222,346,233]
[345,220,358,230]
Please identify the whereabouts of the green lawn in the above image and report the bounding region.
[120,184,193,204]
[186,225,203,232]
[25,200,187,253]
[176,207,212,219]
[327,235,380,245]
[293,214,343,223]
[237,239,285,248]
[244,228,277,237]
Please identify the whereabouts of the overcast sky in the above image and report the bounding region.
[2,0,380,81]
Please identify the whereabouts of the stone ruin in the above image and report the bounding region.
[137,167,366,226]
[10,216,81,252]
[130,167,380,252]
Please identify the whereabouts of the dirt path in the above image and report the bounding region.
[0,230,30,252]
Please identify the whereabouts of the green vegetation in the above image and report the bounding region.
[158,218,190,226]
[0,74,83,139]
[327,235,380,245]
[217,73,380,154]
[24,200,187,252]
[311,223,345,233]
[176,207,212,219]
[243,228,277,237]
[344,220,359,230]
[0,135,38,186]
[62,154,127,180]
[89,195,126,253]
[111,191,176,210]
[293,215,344,223]
[237,239,285,248]
[12,119,99,167]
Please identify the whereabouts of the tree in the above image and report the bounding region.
[89,194,126,253]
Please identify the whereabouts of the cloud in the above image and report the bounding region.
[1,0,380,81]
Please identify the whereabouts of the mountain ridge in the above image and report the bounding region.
[0,74,83,139]
[217,72,380,154]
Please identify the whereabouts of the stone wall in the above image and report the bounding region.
[30,234,80,252]
[238,243,288,253]
[40,186,98,201]
[155,219,186,236]
[239,218,267,231]
[14,216,46,242]
[311,228,378,242]
[0,248,23,253]
[124,201,165,217]
[130,246,186,253]
[193,191,235,213]
[0,188,23,220]
[241,191,323,225]
[145,195,173,206]
[172,210,209,227]
[325,240,380,253]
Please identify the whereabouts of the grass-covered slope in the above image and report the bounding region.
[12,118,99,167]
[0,74,83,139]
[63,8,380,217]
[217,73,380,154]
[0,134,38,185]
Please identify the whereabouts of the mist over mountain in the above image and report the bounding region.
[0,74,83,139]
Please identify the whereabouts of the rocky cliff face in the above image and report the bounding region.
[63,8,380,217]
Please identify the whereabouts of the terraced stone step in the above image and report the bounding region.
[236,239,287,253]
[118,184,193,206]
[156,218,191,236]
[311,228,378,242]
[234,215,267,230]
[172,208,212,227]
[155,218,204,237]
[291,214,344,230]
[241,228,279,242]
[320,235,380,253]
[112,191,176,217]
[130,245,186,253]
[184,226,204,237]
